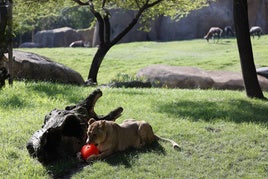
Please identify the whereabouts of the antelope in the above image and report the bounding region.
[250,26,263,39]
[224,26,235,37]
[204,27,223,42]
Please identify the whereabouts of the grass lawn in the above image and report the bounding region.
[1,37,268,178]
[21,35,268,84]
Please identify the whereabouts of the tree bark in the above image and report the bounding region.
[86,44,111,84]
[0,2,8,55]
[27,89,123,163]
[82,0,162,84]
[233,0,265,99]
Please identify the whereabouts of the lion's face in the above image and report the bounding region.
[86,120,107,145]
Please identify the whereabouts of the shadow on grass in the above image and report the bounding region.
[0,95,29,108]
[44,158,82,179]
[157,99,268,125]
[44,142,166,178]
[29,83,84,103]
[104,141,166,168]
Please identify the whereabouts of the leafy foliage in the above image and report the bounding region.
[13,0,74,33]
[13,0,209,34]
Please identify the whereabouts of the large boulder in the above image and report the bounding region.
[137,65,214,89]
[208,70,268,91]
[32,27,95,48]
[33,27,81,47]
[3,50,85,85]
[137,65,268,91]
[207,71,244,90]
[19,42,43,48]
[76,28,95,47]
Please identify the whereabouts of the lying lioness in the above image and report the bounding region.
[81,119,180,162]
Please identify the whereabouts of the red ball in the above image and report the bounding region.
[80,144,99,160]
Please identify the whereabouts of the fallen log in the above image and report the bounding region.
[26,89,123,163]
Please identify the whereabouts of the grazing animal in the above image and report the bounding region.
[69,40,85,47]
[224,26,235,37]
[250,26,263,39]
[204,27,223,42]
[79,119,180,162]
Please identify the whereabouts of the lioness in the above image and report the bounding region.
[82,119,180,161]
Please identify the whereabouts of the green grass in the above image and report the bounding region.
[1,37,268,178]
[21,35,268,84]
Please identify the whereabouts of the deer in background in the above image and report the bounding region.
[204,27,223,42]
[250,26,263,39]
[224,26,235,37]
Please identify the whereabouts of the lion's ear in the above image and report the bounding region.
[99,120,106,128]
[88,118,96,125]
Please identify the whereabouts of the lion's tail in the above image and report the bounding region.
[155,135,181,150]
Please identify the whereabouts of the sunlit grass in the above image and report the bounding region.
[1,37,268,178]
[20,35,268,84]
[1,82,268,178]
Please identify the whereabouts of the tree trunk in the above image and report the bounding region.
[74,0,162,84]
[86,44,111,84]
[0,2,8,55]
[233,0,265,99]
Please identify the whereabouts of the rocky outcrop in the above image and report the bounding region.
[19,42,42,48]
[76,27,95,47]
[248,0,268,32]
[33,27,80,47]
[137,65,214,89]
[3,50,85,85]
[23,0,267,47]
[137,65,268,91]
[93,0,267,45]
[32,27,95,48]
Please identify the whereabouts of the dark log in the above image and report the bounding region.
[26,89,123,163]
[0,67,10,88]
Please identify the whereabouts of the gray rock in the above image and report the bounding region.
[76,28,95,47]
[4,50,85,85]
[137,65,214,89]
[208,71,245,90]
[137,65,268,91]
[19,42,42,48]
[34,27,81,47]
[92,0,267,45]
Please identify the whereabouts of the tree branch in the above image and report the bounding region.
[110,0,162,46]
[72,0,89,6]
[147,0,163,8]
[87,1,105,45]
[135,0,141,8]
[103,13,111,43]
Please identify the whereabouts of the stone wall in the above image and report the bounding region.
[106,0,267,43]
[27,0,268,47]
[248,0,268,32]
[31,27,95,48]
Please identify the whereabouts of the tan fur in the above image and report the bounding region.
[204,27,223,42]
[83,119,180,161]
